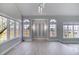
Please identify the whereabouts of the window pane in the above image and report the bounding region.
[63,25,67,30]
[63,24,79,38]
[50,19,57,38]
[0,16,2,32]
[0,16,7,44]
[68,25,73,38]
[63,25,68,38]
[23,24,30,37]
[50,24,56,37]
[16,22,20,37]
[10,20,14,39]
[50,19,56,23]
[23,19,30,37]
[74,25,79,31]
[74,25,79,38]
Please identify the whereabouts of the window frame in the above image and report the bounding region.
[63,24,79,39]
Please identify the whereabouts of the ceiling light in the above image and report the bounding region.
[38,3,45,14]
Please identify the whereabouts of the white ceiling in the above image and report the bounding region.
[16,3,79,16]
[0,3,21,19]
[0,3,79,19]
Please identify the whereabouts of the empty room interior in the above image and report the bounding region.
[1,3,79,55]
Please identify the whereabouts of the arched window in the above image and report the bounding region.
[50,19,57,38]
[23,19,30,37]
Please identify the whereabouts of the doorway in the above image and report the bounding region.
[32,19,48,41]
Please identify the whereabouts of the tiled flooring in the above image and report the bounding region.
[6,40,79,55]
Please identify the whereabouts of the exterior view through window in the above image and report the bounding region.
[16,22,20,37]
[50,19,57,38]
[63,24,79,38]
[10,20,14,40]
[0,16,7,44]
[0,16,20,44]
[23,19,30,38]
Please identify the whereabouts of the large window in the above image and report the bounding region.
[10,20,14,39]
[0,16,7,44]
[73,25,79,38]
[16,22,20,37]
[0,15,20,44]
[23,19,30,37]
[63,24,79,38]
[49,19,57,38]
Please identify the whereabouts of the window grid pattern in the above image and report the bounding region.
[63,24,79,38]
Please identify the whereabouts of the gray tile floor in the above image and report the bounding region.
[6,40,79,55]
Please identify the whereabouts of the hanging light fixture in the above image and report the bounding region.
[38,3,45,14]
[38,5,42,14]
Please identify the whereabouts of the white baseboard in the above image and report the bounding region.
[0,41,21,55]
